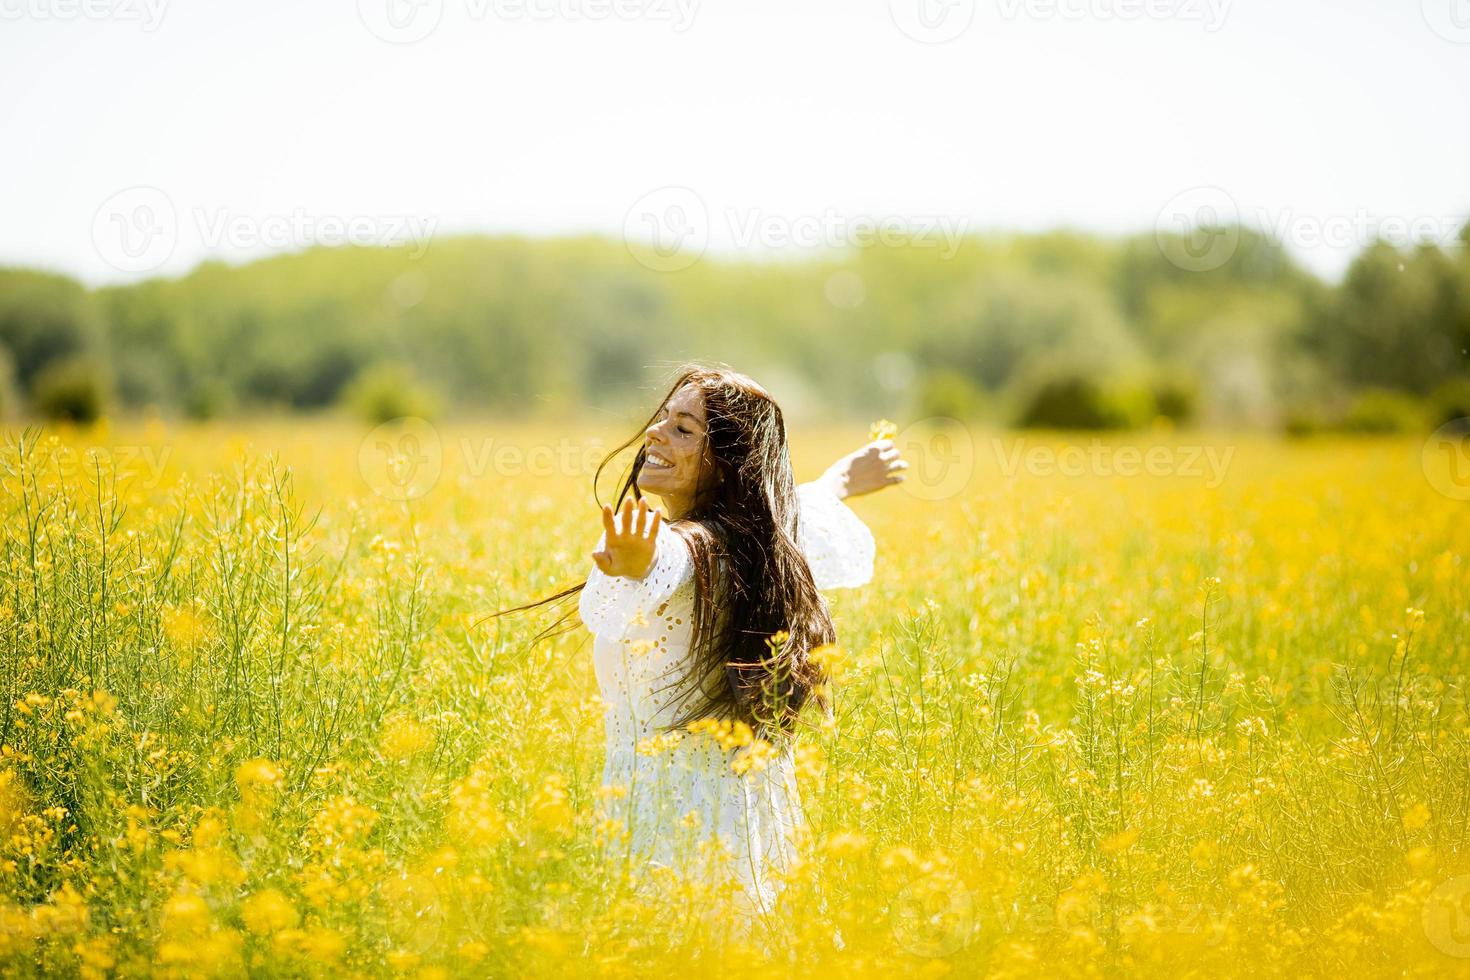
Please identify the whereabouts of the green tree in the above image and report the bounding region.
[0,269,98,387]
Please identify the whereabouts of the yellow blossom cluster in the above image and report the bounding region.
[0,423,1465,977]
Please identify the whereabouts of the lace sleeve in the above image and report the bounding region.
[578,521,693,637]
[796,481,875,590]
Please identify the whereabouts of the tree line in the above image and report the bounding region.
[1,226,1466,431]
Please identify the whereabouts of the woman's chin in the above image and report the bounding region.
[635,474,668,497]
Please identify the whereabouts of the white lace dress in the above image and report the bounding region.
[578,481,875,918]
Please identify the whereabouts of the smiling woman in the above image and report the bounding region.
[625,381,709,521]
[501,364,907,930]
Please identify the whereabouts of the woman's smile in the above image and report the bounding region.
[643,450,674,469]
[635,383,711,518]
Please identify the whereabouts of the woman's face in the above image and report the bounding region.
[637,384,710,518]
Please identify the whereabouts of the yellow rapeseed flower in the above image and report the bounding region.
[1402,802,1431,832]
[447,762,506,848]
[731,738,777,775]
[161,605,209,651]
[161,891,211,937]
[235,758,283,796]
[869,419,898,441]
[824,831,870,859]
[239,888,298,935]
[379,716,434,760]
[530,774,574,836]
[808,643,849,682]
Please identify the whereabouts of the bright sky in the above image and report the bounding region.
[2,0,1466,285]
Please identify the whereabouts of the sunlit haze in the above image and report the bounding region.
[3,0,1467,284]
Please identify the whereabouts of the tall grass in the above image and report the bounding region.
[1,422,1467,977]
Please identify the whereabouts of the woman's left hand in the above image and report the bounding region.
[819,439,908,499]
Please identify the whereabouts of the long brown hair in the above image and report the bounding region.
[500,365,834,740]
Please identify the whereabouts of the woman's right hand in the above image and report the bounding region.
[592,497,663,580]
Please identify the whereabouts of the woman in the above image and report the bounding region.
[522,366,906,929]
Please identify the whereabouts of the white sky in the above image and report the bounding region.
[2,0,1466,285]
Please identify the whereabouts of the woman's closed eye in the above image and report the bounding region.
[654,408,695,437]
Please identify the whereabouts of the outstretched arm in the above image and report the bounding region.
[814,439,908,500]
[797,435,902,590]
[591,497,663,580]
[579,497,691,637]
